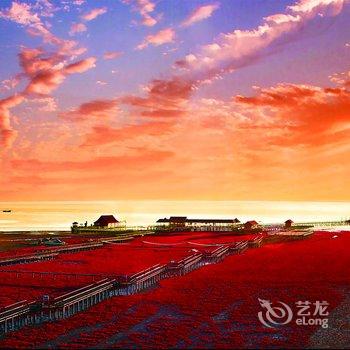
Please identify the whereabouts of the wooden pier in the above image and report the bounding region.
[0,232,319,337]
[0,270,114,282]
[45,242,104,254]
[0,301,37,334]
[0,242,104,268]
[42,278,116,320]
[0,252,58,267]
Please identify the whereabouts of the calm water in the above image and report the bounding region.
[0,201,350,231]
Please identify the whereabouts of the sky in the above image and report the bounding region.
[0,0,349,202]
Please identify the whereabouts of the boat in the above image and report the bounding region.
[43,238,65,246]
[2,210,11,213]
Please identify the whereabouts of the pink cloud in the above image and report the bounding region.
[25,70,66,95]
[288,0,344,14]
[73,0,85,5]
[31,97,57,112]
[123,0,159,27]
[103,51,123,60]
[64,57,97,74]
[137,28,175,50]
[1,77,20,91]
[181,3,220,27]
[1,2,86,58]
[121,76,193,117]
[22,54,96,95]
[175,0,346,84]
[81,7,107,21]
[0,94,25,149]
[69,22,87,36]
[0,1,40,25]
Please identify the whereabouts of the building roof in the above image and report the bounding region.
[187,218,239,224]
[156,218,169,223]
[169,216,187,223]
[244,220,259,225]
[94,215,119,226]
[156,217,241,224]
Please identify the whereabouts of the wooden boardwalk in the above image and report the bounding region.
[0,234,309,337]
[0,242,104,268]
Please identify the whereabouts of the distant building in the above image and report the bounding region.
[169,216,187,228]
[94,215,119,228]
[244,220,259,231]
[156,216,241,231]
[285,219,294,228]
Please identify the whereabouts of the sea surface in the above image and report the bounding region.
[0,200,350,232]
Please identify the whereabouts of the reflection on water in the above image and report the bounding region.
[0,200,350,231]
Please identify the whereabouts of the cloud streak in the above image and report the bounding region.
[60,98,118,122]
[0,94,25,149]
[181,3,220,27]
[103,51,123,60]
[175,0,346,83]
[81,7,107,21]
[123,0,159,27]
[136,28,175,50]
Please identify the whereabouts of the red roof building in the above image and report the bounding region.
[94,215,119,228]
[244,220,259,230]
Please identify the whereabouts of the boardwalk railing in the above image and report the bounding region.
[0,300,37,334]
[42,278,116,320]
[45,242,104,254]
[0,252,58,267]
[0,242,104,268]
[0,232,306,337]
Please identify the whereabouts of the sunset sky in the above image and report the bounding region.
[0,0,349,202]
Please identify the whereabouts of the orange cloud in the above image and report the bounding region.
[25,57,96,95]
[120,76,194,121]
[11,149,173,173]
[0,94,25,149]
[137,28,175,50]
[234,79,350,147]
[25,70,66,95]
[60,98,118,122]
[20,51,96,95]
[235,84,318,107]
[81,121,175,147]
[181,3,219,27]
